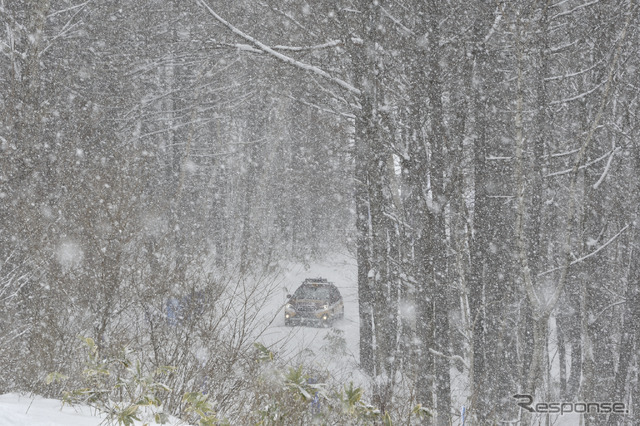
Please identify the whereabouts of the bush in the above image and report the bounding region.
[50,336,429,425]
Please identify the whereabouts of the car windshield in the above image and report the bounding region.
[293,285,331,301]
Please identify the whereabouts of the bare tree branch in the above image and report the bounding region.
[195,0,361,96]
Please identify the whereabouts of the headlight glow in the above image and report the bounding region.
[286,303,292,309]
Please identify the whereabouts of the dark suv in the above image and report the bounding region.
[284,278,344,326]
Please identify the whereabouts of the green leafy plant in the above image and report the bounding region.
[410,403,432,421]
[182,392,227,426]
[254,342,275,363]
[343,381,363,413]
[45,372,69,385]
[284,365,312,400]
[56,336,173,426]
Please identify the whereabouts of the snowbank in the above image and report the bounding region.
[0,393,186,426]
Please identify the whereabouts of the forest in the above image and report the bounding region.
[1,1,639,425]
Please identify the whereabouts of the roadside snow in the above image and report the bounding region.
[0,393,188,426]
[0,393,104,426]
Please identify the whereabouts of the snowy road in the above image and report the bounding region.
[256,254,365,385]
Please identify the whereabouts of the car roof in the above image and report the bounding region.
[299,283,336,289]
[300,278,337,288]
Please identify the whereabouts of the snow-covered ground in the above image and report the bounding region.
[0,253,583,425]
[0,392,195,426]
[0,393,103,426]
[0,393,189,426]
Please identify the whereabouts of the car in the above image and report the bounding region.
[284,278,344,327]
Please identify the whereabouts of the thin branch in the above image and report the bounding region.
[429,348,469,370]
[549,78,606,105]
[551,0,600,20]
[483,6,503,45]
[549,39,579,54]
[46,0,91,19]
[228,43,262,54]
[592,146,619,189]
[41,1,90,57]
[285,94,355,120]
[514,11,542,312]
[381,7,414,36]
[589,300,626,326]
[544,58,604,81]
[538,223,631,277]
[257,1,319,38]
[545,146,613,177]
[571,224,630,265]
[222,40,345,53]
[549,148,580,158]
[272,39,343,51]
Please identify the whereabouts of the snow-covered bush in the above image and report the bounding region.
[226,341,426,425]
[47,333,430,425]
[50,337,173,426]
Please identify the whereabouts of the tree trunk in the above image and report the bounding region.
[352,0,384,378]
[426,1,451,423]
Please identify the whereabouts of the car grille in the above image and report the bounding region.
[295,304,318,317]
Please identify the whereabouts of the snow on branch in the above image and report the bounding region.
[545,145,611,177]
[549,148,580,158]
[272,40,343,52]
[429,348,469,370]
[41,2,90,57]
[195,0,360,96]
[549,78,605,105]
[285,94,355,120]
[589,300,626,326]
[483,7,503,45]
[551,0,600,21]
[381,7,414,36]
[549,39,579,54]
[46,0,91,19]
[544,58,604,82]
[229,43,262,54]
[537,223,631,277]
[570,223,630,264]
[592,146,619,189]
[221,41,345,55]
